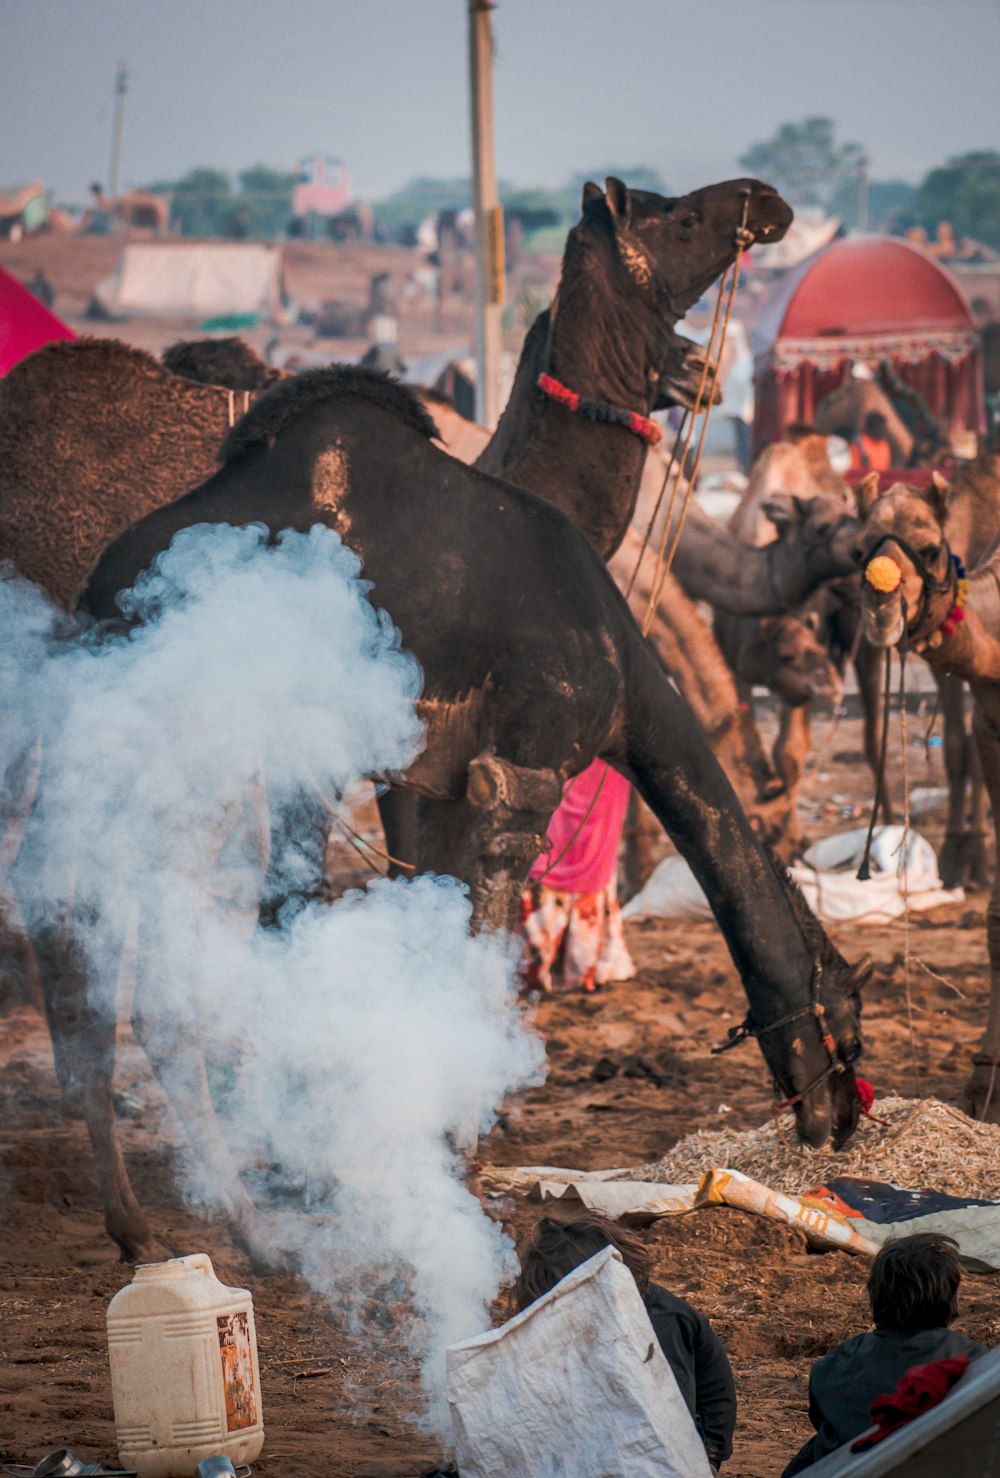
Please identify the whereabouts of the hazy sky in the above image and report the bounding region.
[3,0,999,206]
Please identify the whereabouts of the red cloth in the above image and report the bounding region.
[0,266,74,375]
[852,1355,970,1451]
[529,760,632,894]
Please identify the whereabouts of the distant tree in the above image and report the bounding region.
[739,117,864,208]
[152,167,232,236]
[913,152,1000,250]
[830,177,917,233]
[234,164,296,238]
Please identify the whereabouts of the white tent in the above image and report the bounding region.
[93,242,283,321]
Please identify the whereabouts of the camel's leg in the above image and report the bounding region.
[415,757,563,935]
[376,785,419,878]
[962,705,1000,1121]
[772,704,812,855]
[1,739,45,1015]
[35,919,164,1261]
[964,741,992,891]
[856,638,894,823]
[940,676,972,888]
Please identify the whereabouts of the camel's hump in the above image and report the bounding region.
[220,365,439,463]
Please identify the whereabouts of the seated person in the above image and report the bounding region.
[849,411,893,472]
[514,1211,737,1471]
[782,1232,987,1474]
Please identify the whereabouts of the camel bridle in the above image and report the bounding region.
[711,957,854,1118]
[863,532,957,642]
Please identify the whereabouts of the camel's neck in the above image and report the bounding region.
[922,603,1000,689]
[618,624,834,1015]
[477,230,667,560]
[669,501,812,615]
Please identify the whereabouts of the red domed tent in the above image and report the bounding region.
[0,265,74,375]
[751,236,983,451]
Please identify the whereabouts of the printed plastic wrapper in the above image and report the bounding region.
[446,1246,712,1478]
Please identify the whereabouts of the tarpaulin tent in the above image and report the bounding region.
[0,265,74,375]
[93,242,283,321]
[751,237,983,451]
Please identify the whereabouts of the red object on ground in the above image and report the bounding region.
[852,1355,971,1451]
[0,265,74,375]
[855,1077,877,1114]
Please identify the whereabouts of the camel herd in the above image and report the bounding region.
[0,173,997,1263]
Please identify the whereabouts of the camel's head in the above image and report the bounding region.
[763,490,860,582]
[854,473,954,652]
[578,176,792,326]
[754,612,843,709]
[748,864,870,1149]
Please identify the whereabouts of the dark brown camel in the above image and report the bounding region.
[75,366,868,1263]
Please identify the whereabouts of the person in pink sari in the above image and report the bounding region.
[517,759,636,993]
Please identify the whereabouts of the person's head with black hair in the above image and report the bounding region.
[867,1233,963,1332]
[514,1211,651,1312]
[863,411,889,441]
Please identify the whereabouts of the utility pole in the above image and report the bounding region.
[467,0,504,428]
[108,59,128,201]
[857,151,870,234]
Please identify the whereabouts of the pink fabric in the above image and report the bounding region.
[0,266,74,375]
[530,761,632,893]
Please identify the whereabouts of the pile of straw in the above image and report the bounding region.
[618,1097,1000,1199]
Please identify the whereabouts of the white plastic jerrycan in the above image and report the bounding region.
[107,1253,264,1477]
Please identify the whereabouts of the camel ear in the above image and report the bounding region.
[929,469,950,522]
[856,471,882,516]
[804,609,822,634]
[604,176,631,224]
[581,180,603,210]
[761,491,802,530]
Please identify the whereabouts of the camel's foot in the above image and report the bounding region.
[940,831,993,891]
[961,1061,1000,1123]
[108,1214,174,1265]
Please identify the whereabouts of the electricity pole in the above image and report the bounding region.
[467,0,504,428]
[857,152,870,234]
[108,59,128,201]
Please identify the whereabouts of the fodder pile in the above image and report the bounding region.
[617,1097,1000,1199]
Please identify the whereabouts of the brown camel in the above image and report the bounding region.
[857,464,1000,1118]
[0,337,277,609]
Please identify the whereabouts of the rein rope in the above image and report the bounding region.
[634,199,754,637]
[710,956,846,1116]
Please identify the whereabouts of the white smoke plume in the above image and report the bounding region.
[2,525,545,1422]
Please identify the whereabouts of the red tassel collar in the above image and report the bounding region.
[537,372,663,446]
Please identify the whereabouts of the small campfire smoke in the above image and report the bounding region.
[1,524,544,1424]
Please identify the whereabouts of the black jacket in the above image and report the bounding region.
[643,1283,738,1465]
[782,1325,987,1475]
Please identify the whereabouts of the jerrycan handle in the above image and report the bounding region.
[176,1253,216,1277]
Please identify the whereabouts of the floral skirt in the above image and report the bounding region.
[517,882,636,994]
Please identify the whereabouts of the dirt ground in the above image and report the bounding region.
[2,715,999,1476]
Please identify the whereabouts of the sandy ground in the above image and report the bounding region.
[2,716,999,1476]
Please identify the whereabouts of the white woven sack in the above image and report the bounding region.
[446,1246,712,1478]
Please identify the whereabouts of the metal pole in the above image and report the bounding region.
[467,0,504,428]
[857,152,870,234]
[108,59,128,201]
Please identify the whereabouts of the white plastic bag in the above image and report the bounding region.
[446,1246,712,1478]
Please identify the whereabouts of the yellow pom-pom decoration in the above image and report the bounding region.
[865,554,902,593]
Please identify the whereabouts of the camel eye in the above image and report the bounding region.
[921,544,942,562]
[679,214,698,229]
